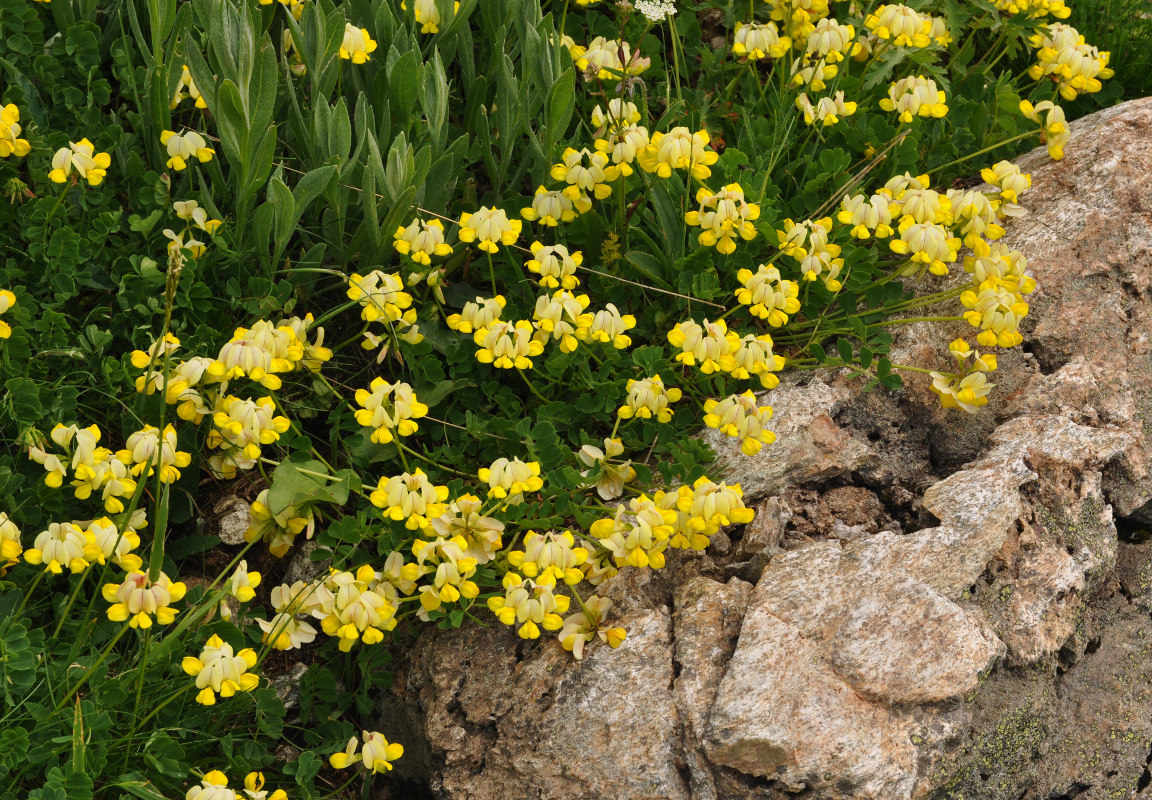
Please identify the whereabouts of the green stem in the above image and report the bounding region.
[926,130,1037,176]
[53,623,131,713]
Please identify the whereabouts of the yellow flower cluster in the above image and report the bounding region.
[732,21,791,60]
[330,732,404,773]
[488,572,571,639]
[703,391,777,455]
[864,4,950,48]
[185,770,288,800]
[577,438,636,500]
[370,469,450,531]
[403,0,461,33]
[653,477,756,551]
[160,128,214,171]
[182,634,260,705]
[777,217,844,289]
[207,396,291,479]
[354,378,428,445]
[313,565,400,651]
[23,513,144,575]
[930,339,999,413]
[735,265,801,326]
[28,424,141,513]
[257,581,319,650]
[347,271,421,359]
[478,456,544,503]
[102,570,186,628]
[1020,100,1070,160]
[0,288,16,339]
[49,139,111,185]
[1027,23,1112,100]
[880,75,949,122]
[571,36,651,79]
[589,494,676,571]
[393,218,453,266]
[166,200,223,258]
[994,0,1071,17]
[116,423,191,484]
[765,0,829,40]
[245,488,316,557]
[338,23,377,62]
[559,594,626,658]
[795,91,858,126]
[618,374,682,423]
[0,105,30,158]
[637,127,718,180]
[684,184,761,254]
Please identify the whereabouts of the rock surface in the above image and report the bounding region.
[375,98,1152,800]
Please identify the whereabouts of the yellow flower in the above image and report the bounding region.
[521,186,577,227]
[837,193,897,239]
[160,129,214,171]
[329,732,404,773]
[0,105,31,158]
[576,438,636,501]
[353,378,428,444]
[170,65,207,109]
[703,391,776,456]
[526,242,582,289]
[256,581,320,650]
[576,303,636,349]
[446,294,505,333]
[890,220,961,277]
[559,594,626,659]
[347,270,414,323]
[765,0,829,39]
[478,456,543,501]
[684,183,760,254]
[880,75,948,122]
[185,771,235,800]
[618,374,682,423]
[173,200,223,234]
[930,371,994,413]
[729,333,786,389]
[550,148,621,211]
[0,288,16,338]
[206,395,291,478]
[593,123,650,175]
[532,289,590,353]
[338,23,378,62]
[732,21,791,60]
[402,0,460,33]
[804,18,860,62]
[102,570,186,628]
[736,264,801,326]
[369,469,450,530]
[789,57,838,91]
[487,573,570,638]
[473,320,545,369]
[116,423,191,483]
[776,217,843,289]
[667,318,738,374]
[960,283,1028,348]
[590,494,676,569]
[963,244,1035,296]
[636,127,718,180]
[0,512,21,573]
[393,218,453,265]
[573,37,650,79]
[242,772,288,800]
[508,530,588,586]
[227,560,262,603]
[591,99,641,130]
[49,139,111,185]
[314,568,399,650]
[458,207,522,253]
[24,522,90,574]
[795,91,858,127]
[864,4,932,48]
[83,516,143,571]
[1019,100,1069,160]
[182,634,260,705]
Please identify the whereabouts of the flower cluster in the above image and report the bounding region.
[184,770,287,800]
[182,635,260,705]
[330,732,404,773]
[0,105,30,159]
[102,570,186,628]
[161,129,214,171]
[49,139,111,185]
[1027,23,1113,100]
[347,271,421,359]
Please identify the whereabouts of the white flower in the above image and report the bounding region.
[635,0,676,22]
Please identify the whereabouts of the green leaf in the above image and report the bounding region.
[544,67,575,159]
[809,342,827,363]
[859,346,874,369]
[836,338,853,363]
[4,377,43,423]
[847,316,867,340]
